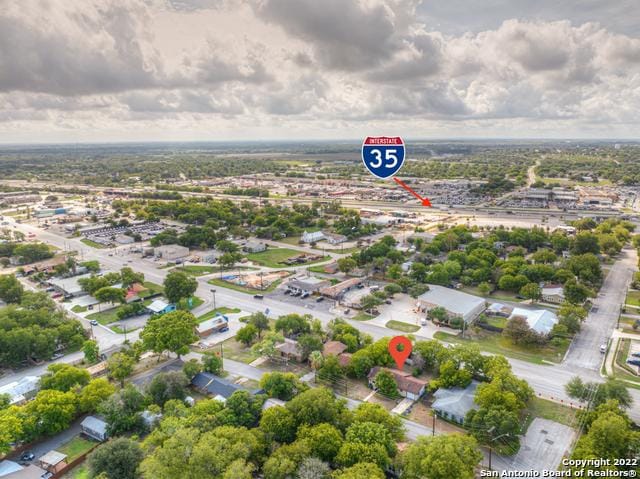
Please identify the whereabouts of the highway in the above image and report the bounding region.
[2,216,639,424]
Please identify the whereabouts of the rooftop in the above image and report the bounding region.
[367,367,428,395]
[510,307,558,335]
[418,285,486,317]
[432,380,480,419]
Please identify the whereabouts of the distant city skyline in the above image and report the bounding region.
[1,0,639,143]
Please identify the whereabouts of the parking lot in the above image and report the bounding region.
[267,285,336,314]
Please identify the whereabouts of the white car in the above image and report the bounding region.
[600,344,607,354]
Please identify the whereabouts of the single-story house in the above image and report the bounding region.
[154,244,189,261]
[36,451,67,474]
[541,284,565,304]
[432,380,480,424]
[0,376,40,405]
[323,232,347,245]
[48,273,95,297]
[319,278,363,300]
[367,367,428,401]
[81,416,108,442]
[196,314,229,337]
[323,262,339,274]
[0,461,23,478]
[417,285,486,324]
[191,372,248,403]
[301,230,325,244]
[146,299,176,315]
[125,283,148,303]
[287,276,330,294]
[0,463,47,479]
[486,302,514,318]
[509,308,558,335]
[275,338,304,362]
[244,240,267,253]
[322,341,348,358]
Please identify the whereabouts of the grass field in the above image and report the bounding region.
[220,337,261,364]
[434,330,569,365]
[86,299,153,325]
[614,338,640,387]
[208,277,285,294]
[386,320,420,333]
[462,286,521,302]
[485,316,507,329]
[197,307,242,323]
[80,238,107,249]
[525,397,579,427]
[173,265,218,276]
[58,436,97,461]
[63,465,88,479]
[351,312,374,321]
[139,281,164,298]
[71,305,87,313]
[247,248,330,268]
[625,290,640,307]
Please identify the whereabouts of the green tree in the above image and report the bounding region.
[236,324,258,346]
[162,271,197,304]
[107,352,135,387]
[147,371,189,407]
[119,267,145,288]
[40,363,90,392]
[274,314,311,337]
[202,353,223,375]
[477,281,491,296]
[259,372,306,401]
[83,340,100,364]
[374,370,399,399]
[345,421,396,457]
[0,274,23,304]
[78,378,115,413]
[335,462,385,479]
[182,358,202,379]
[519,282,541,301]
[99,384,145,436]
[336,441,390,469]
[399,434,482,479]
[87,437,143,479]
[246,312,269,338]
[338,257,357,273]
[297,423,344,462]
[286,387,351,429]
[22,389,77,439]
[0,410,23,455]
[352,402,405,441]
[259,405,297,443]
[563,279,592,304]
[140,310,198,358]
[565,377,632,409]
[571,231,601,255]
[94,286,126,305]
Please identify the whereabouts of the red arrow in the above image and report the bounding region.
[393,177,432,207]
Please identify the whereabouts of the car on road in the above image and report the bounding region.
[301,292,310,299]
[21,452,35,462]
[51,352,64,360]
[600,344,607,354]
[253,294,264,299]
[90,320,99,326]
[315,296,324,302]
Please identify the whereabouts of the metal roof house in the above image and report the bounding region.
[509,308,558,335]
[191,372,249,403]
[146,299,176,315]
[417,285,486,323]
[432,380,480,424]
[81,415,108,442]
[0,376,40,405]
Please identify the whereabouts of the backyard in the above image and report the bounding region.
[625,290,640,307]
[58,436,97,462]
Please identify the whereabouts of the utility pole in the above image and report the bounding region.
[210,289,217,311]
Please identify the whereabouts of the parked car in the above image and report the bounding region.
[21,452,35,461]
[90,320,99,326]
[627,358,640,367]
[599,344,607,354]
[301,292,310,299]
[315,297,325,303]
[51,352,64,360]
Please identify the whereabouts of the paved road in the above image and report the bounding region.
[563,247,636,371]
[4,217,640,424]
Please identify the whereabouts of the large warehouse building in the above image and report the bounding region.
[417,285,486,324]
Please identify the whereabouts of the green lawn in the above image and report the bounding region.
[434,330,569,365]
[463,286,521,303]
[351,312,374,321]
[247,248,330,268]
[277,235,303,245]
[173,265,218,276]
[220,337,261,364]
[80,238,107,249]
[63,465,89,479]
[208,277,285,295]
[485,316,507,329]
[139,281,164,298]
[613,338,640,387]
[385,320,420,333]
[86,299,153,325]
[197,307,242,323]
[71,305,87,313]
[525,396,579,427]
[625,290,640,307]
[58,436,97,461]
[110,325,139,334]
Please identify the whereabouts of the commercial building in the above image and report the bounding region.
[432,380,480,424]
[319,278,363,300]
[154,244,189,261]
[287,276,330,294]
[509,308,558,335]
[417,285,486,324]
[47,273,94,297]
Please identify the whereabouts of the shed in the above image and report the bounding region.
[37,450,67,474]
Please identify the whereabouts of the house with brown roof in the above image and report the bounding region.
[319,278,362,300]
[275,338,304,362]
[322,341,348,357]
[367,366,428,401]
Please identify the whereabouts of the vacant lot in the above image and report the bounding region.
[625,290,640,307]
[525,397,580,427]
[434,329,569,365]
[247,248,330,268]
[58,436,97,461]
[386,320,420,333]
[197,307,242,323]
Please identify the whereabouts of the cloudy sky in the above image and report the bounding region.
[1,0,639,143]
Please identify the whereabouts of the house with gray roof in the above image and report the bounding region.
[417,285,486,324]
[81,415,108,442]
[432,380,480,424]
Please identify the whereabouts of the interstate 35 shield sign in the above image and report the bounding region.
[361,136,405,179]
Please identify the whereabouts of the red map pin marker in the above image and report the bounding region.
[389,336,412,370]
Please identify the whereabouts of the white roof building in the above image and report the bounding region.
[0,376,40,405]
[509,308,558,335]
[417,285,486,323]
[48,273,94,297]
[301,231,325,243]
